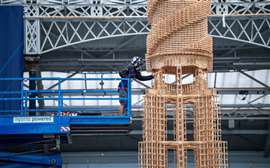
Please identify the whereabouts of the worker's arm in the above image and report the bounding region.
[135,70,154,81]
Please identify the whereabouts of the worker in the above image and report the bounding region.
[118,56,154,115]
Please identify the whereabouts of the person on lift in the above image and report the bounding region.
[118,56,154,114]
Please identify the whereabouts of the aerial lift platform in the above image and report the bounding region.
[0,77,132,167]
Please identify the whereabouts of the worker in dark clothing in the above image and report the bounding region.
[118,56,154,114]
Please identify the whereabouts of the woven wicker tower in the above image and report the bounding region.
[139,0,228,168]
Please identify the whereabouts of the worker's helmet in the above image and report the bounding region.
[131,56,143,68]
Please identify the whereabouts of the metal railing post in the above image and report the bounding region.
[127,78,132,117]
[25,79,29,116]
[20,78,24,115]
[57,79,63,116]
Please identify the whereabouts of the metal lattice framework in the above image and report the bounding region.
[39,20,148,53]
[1,0,270,54]
[211,0,270,15]
[209,16,270,48]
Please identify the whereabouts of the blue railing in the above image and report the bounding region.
[0,77,132,119]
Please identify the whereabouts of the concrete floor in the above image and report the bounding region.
[62,151,270,168]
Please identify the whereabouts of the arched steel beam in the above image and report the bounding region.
[36,19,149,54]
[209,15,270,49]
[2,0,270,54]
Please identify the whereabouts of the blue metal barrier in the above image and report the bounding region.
[0,77,132,134]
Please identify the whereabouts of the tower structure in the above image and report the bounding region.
[139,0,228,167]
